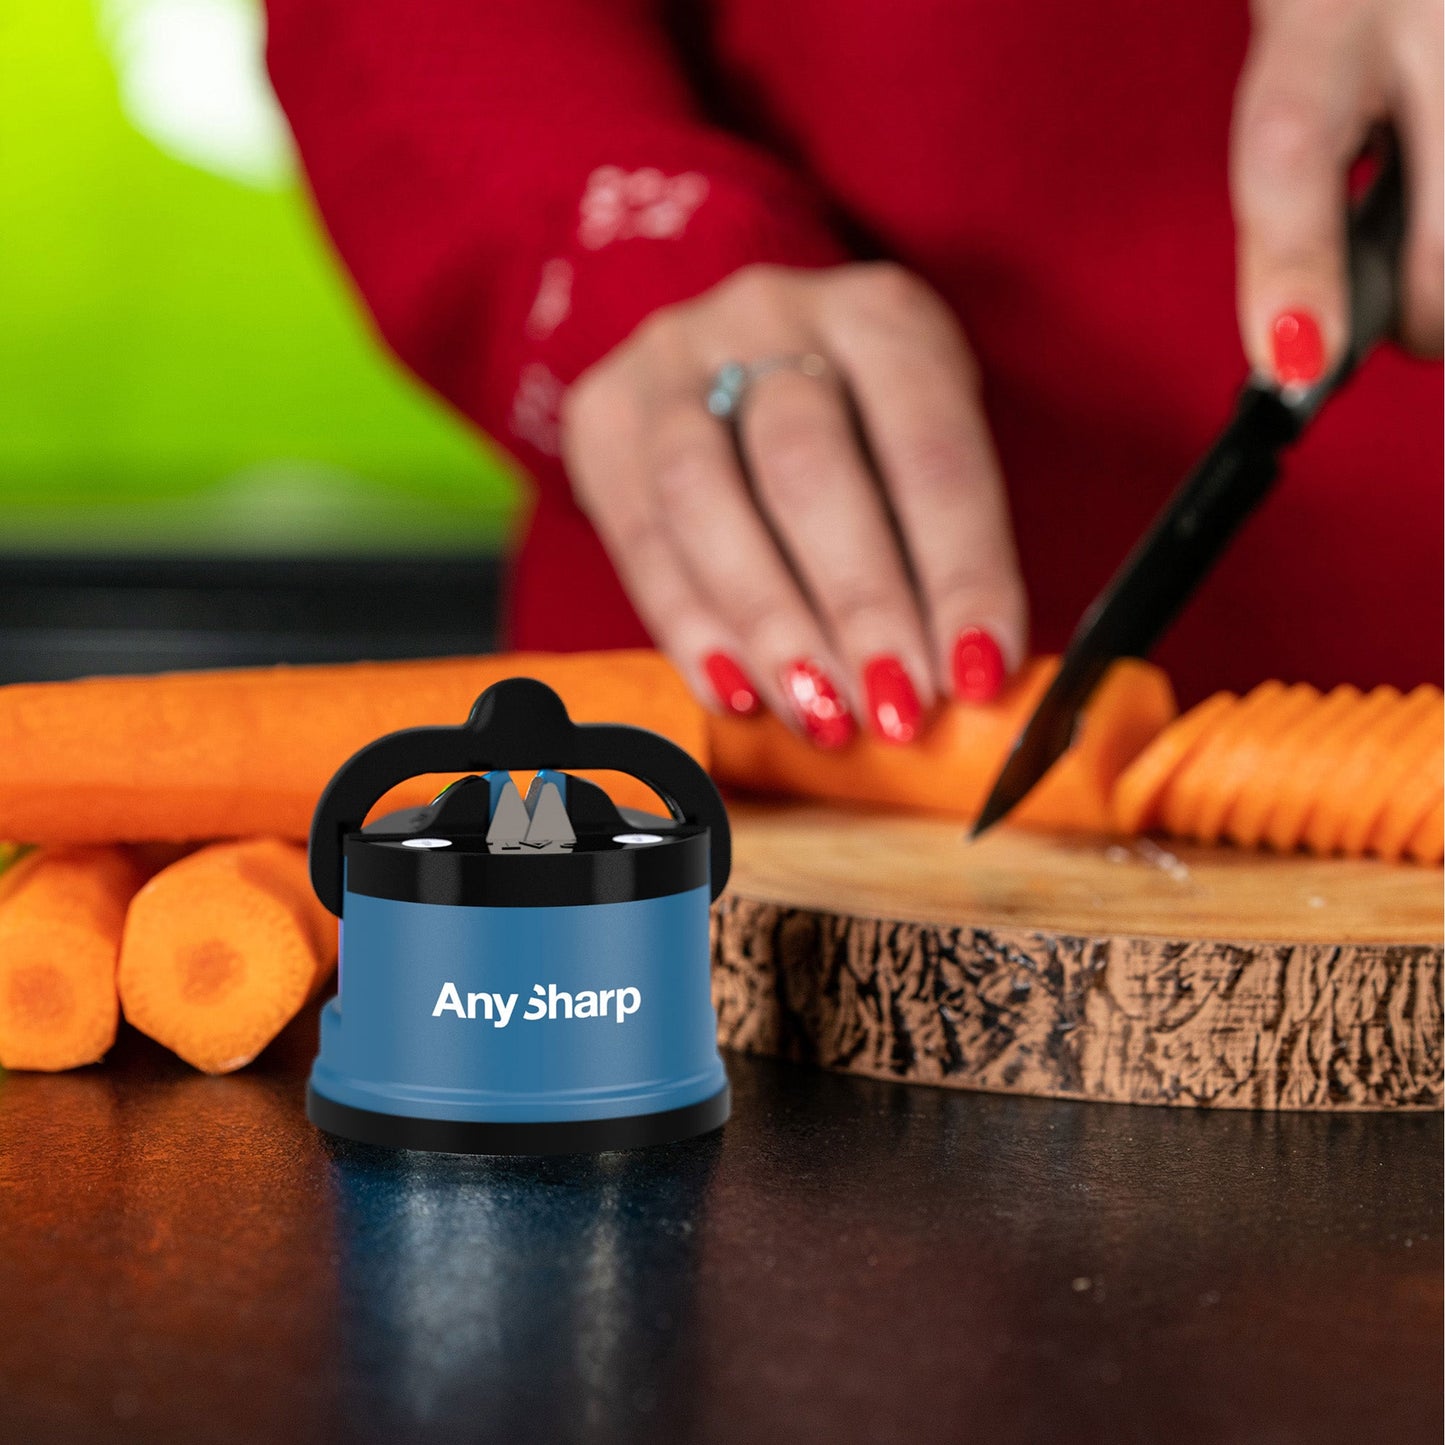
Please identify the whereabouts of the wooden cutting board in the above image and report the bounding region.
[710,802,1443,1111]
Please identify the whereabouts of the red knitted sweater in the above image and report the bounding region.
[266,0,1442,700]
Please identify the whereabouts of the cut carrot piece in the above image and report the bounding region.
[1224,685,1361,850]
[1375,782,1443,864]
[1265,686,1400,854]
[1019,660,1178,832]
[1192,683,1319,846]
[0,847,147,1071]
[1112,691,1238,835]
[0,651,704,845]
[1406,797,1444,865]
[708,657,1176,832]
[223,837,338,986]
[1303,686,1441,857]
[1343,700,1444,859]
[1158,682,1288,840]
[119,839,337,1074]
[1369,719,1444,862]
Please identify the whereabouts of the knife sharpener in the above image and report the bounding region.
[305,677,731,1155]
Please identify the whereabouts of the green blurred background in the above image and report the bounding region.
[0,0,520,555]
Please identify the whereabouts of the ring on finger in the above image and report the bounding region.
[704,352,832,421]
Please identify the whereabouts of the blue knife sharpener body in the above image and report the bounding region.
[305,677,731,1155]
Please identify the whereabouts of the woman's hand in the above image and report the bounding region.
[1233,0,1442,382]
[561,262,1026,745]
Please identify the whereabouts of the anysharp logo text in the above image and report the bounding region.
[431,981,642,1027]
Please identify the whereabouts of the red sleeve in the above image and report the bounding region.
[264,0,846,480]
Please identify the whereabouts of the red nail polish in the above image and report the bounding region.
[863,655,921,744]
[782,659,855,749]
[952,627,1005,702]
[1270,310,1325,386]
[702,651,760,716]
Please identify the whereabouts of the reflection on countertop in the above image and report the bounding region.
[0,1002,1440,1445]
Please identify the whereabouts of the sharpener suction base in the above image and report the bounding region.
[306,1084,730,1156]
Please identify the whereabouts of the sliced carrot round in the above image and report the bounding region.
[1112,691,1236,834]
[1376,781,1443,863]
[1371,726,1443,861]
[1406,797,1444,866]
[1303,686,1440,857]
[1225,685,1359,850]
[1159,682,1286,840]
[1351,700,1444,859]
[1265,686,1401,854]
[1192,682,1319,845]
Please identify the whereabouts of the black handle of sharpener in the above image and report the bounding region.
[309,677,731,915]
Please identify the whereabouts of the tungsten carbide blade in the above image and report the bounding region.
[485,778,532,851]
[521,781,576,852]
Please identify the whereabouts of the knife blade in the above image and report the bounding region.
[971,141,1406,839]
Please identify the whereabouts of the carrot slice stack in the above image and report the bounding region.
[1264,686,1402,854]
[1158,682,1287,841]
[1340,698,1444,859]
[1112,691,1237,835]
[1369,722,1444,863]
[1223,685,1361,850]
[1302,686,1440,857]
[0,847,148,1071]
[119,838,337,1074]
[1116,680,1445,865]
[1191,682,1319,845]
[1407,798,1445,865]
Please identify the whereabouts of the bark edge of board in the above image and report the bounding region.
[711,898,1444,1111]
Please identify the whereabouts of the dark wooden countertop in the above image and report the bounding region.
[1,1004,1439,1445]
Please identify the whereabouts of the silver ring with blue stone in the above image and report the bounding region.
[705,352,831,420]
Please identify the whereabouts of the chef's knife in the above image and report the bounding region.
[971,141,1406,839]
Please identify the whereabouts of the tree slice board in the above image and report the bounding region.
[711,802,1443,1111]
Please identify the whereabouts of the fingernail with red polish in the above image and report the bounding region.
[863,655,922,744]
[782,659,855,749]
[703,651,760,716]
[1270,310,1325,386]
[952,627,1005,702]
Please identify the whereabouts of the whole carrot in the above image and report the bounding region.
[0,650,704,845]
